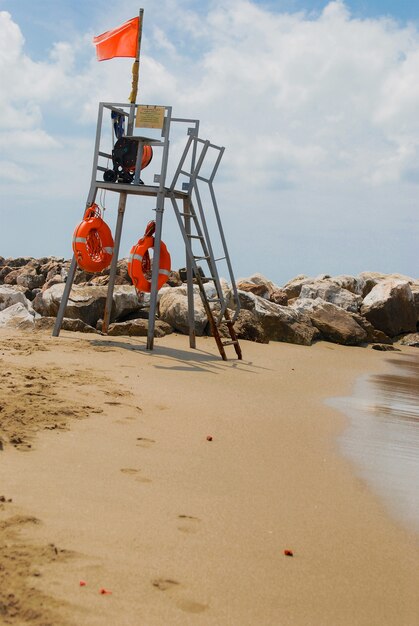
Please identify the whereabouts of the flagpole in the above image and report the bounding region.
[103,9,143,332]
[128,8,143,132]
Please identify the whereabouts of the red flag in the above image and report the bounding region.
[93,17,139,61]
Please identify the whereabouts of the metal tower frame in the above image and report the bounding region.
[52,101,241,359]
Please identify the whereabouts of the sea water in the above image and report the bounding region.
[329,353,419,534]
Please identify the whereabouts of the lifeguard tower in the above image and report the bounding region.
[52,12,242,360]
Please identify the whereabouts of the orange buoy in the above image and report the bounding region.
[128,233,171,293]
[72,204,114,273]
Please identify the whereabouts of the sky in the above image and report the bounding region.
[0,0,418,285]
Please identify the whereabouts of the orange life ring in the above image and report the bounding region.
[132,145,153,171]
[128,235,171,293]
[72,205,114,273]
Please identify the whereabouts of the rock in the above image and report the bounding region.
[351,313,392,344]
[219,309,268,344]
[34,317,99,333]
[330,275,365,295]
[230,290,318,345]
[167,271,182,287]
[0,302,35,329]
[299,280,362,312]
[3,269,23,285]
[33,284,142,327]
[107,319,174,337]
[16,270,44,291]
[371,344,400,351]
[291,298,367,345]
[411,284,419,323]
[27,288,42,302]
[398,332,419,347]
[42,275,64,291]
[89,275,110,286]
[269,289,288,305]
[309,303,367,345]
[61,318,100,333]
[245,273,276,289]
[0,266,14,283]
[236,281,270,298]
[282,275,315,299]
[361,280,417,337]
[0,285,32,312]
[358,271,417,297]
[237,274,287,304]
[4,257,33,268]
[239,273,277,295]
[158,287,208,335]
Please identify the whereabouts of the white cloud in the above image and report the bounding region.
[0,2,418,281]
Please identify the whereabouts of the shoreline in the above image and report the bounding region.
[1,329,418,625]
[331,352,419,536]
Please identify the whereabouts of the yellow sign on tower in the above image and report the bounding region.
[135,105,165,129]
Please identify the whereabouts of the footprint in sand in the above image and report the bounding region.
[177,515,201,534]
[114,416,138,425]
[104,389,132,398]
[152,578,180,591]
[120,468,152,483]
[151,578,207,614]
[136,437,156,448]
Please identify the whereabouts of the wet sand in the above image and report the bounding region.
[333,353,419,534]
[0,329,418,625]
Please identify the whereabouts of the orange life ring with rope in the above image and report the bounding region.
[72,204,114,273]
[128,221,171,293]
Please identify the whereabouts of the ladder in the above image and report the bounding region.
[169,135,242,361]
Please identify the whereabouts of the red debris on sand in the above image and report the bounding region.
[99,588,112,595]
[206,435,213,441]
[79,580,87,586]
[284,549,294,557]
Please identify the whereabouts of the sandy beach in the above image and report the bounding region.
[0,328,418,626]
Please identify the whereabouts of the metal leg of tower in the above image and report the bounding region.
[184,197,196,348]
[146,195,165,351]
[52,255,78,337]
[102,192,127,333]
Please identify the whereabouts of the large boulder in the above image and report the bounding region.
[358,272,417,297]
[298,280,362,312]
[229,290,318,345]
[291,298,368,345]
[0,302,35,329]
[361,280,417,337]
[224,309,269,344]
[33,284,142,327]
[158,287,208,335]
[0,285,32,312]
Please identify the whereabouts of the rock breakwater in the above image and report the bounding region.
[0,256,417,348]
